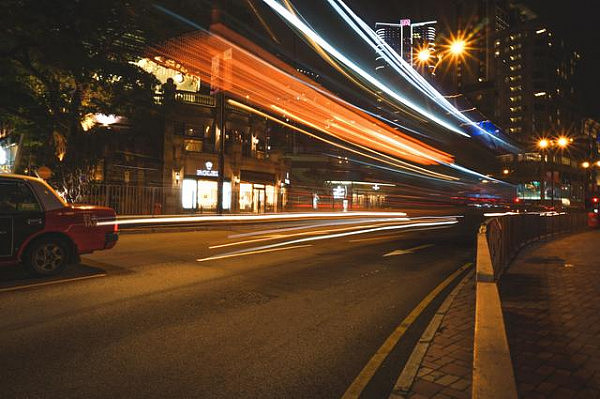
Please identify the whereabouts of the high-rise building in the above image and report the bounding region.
[451,0,511,121]
[495,6,580,143]
[374,19,437,69]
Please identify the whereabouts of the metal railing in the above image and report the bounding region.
[482,212,587,280]
[78,184,165,216]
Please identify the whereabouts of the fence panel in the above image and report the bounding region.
[77,184,165,215]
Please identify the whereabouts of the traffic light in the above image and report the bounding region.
[593,197,599,204]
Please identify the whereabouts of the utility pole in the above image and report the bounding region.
[216,91,225,215]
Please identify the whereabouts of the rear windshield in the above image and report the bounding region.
[28,179,67,211]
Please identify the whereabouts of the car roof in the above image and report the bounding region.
[0,173,46,184]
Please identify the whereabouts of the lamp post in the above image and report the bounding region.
[415,34,471,77]
[537,136,570,209]
[580,160,600,207]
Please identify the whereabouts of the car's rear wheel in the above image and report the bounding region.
[26,238,69,276]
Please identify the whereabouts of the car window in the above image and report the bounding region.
[0,181,42,214]
[28,179,66,211]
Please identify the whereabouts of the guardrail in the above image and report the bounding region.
[473,212,586,399]
[481,212,587,281]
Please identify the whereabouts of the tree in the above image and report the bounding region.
[0,0,210,190]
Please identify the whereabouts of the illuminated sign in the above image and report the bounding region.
[196,161,219,177]
[333,185,347,199]
[400,19,411,26]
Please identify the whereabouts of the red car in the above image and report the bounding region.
[0,174,118,275]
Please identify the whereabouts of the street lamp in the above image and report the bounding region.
[417,48,432,63]
[449,39,466,57]
[430,33,473,76]
[537,136,570,208]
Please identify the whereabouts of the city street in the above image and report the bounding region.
[0,216,475,398]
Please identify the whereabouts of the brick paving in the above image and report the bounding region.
[500,230,600,399]
[405,274,475,399]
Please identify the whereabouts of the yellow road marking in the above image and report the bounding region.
[197,244,313,262]
[342,262,473,399]
[0,273,107,294]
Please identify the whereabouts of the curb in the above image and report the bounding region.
[389,268,474,398]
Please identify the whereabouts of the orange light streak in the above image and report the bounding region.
[151,30,454,165]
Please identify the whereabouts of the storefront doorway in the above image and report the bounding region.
[182,178,230,211]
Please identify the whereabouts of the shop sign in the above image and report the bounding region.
[333,185,347,199]
[197,161,218,177]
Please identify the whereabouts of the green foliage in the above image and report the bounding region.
[0,0,208,173]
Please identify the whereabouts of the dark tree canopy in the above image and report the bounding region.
[0,0,211,175]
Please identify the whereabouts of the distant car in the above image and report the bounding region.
[0,174,118,275]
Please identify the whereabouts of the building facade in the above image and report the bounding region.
[375,19,437,68]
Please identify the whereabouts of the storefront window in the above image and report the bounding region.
[197,180,217,209]
[182,179,197,209]
[239,183,275,213]
[517,181,541,200]
[182,178,230,210]
[266,185,275,210]
[239,183,253,212]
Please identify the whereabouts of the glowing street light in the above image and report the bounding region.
[556,136,569,148]
[582,161,590,169]
[417,48,432,63]
[537,138,550,149]
[449,39,466,56]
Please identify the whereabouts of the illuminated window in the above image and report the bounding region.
[184,139,202,152]
[239,183,253,212]
[182,179,197,209]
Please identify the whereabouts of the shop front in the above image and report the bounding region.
[181,162,231,212]
[239,170,277,213]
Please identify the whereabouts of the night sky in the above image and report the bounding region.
[344,0,600,119]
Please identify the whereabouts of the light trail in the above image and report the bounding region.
[229,100,458,181]
[327,0,515,148]
[227,217,410,238]
[210,219,417,249]
[151,29,455,167]
[99,211,409,227]
[261,0,468,136]
[197,219,459,262]
[197,244,313,262]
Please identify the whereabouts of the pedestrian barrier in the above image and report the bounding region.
[473,212,586,399]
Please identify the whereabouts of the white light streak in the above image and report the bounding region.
[99,211,409,227]
[198,219,459,262]
[261,0,468,135]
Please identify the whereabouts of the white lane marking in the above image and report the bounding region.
[0,273,107,293]
[383,244,434,257]
[197,244,313,262]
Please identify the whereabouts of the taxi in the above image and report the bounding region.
[0,174,118,275]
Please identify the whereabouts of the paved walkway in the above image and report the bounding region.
[404,274,475,399]
[500,230,600,398]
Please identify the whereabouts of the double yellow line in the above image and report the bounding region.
[342,262,473,398]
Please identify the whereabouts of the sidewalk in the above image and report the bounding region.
[399,229,600,399]
[402,273,475,399]
[500,230,600,398]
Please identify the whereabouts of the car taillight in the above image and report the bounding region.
[113,222,119,232]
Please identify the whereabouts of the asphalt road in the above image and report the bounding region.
[0,215,477,398]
